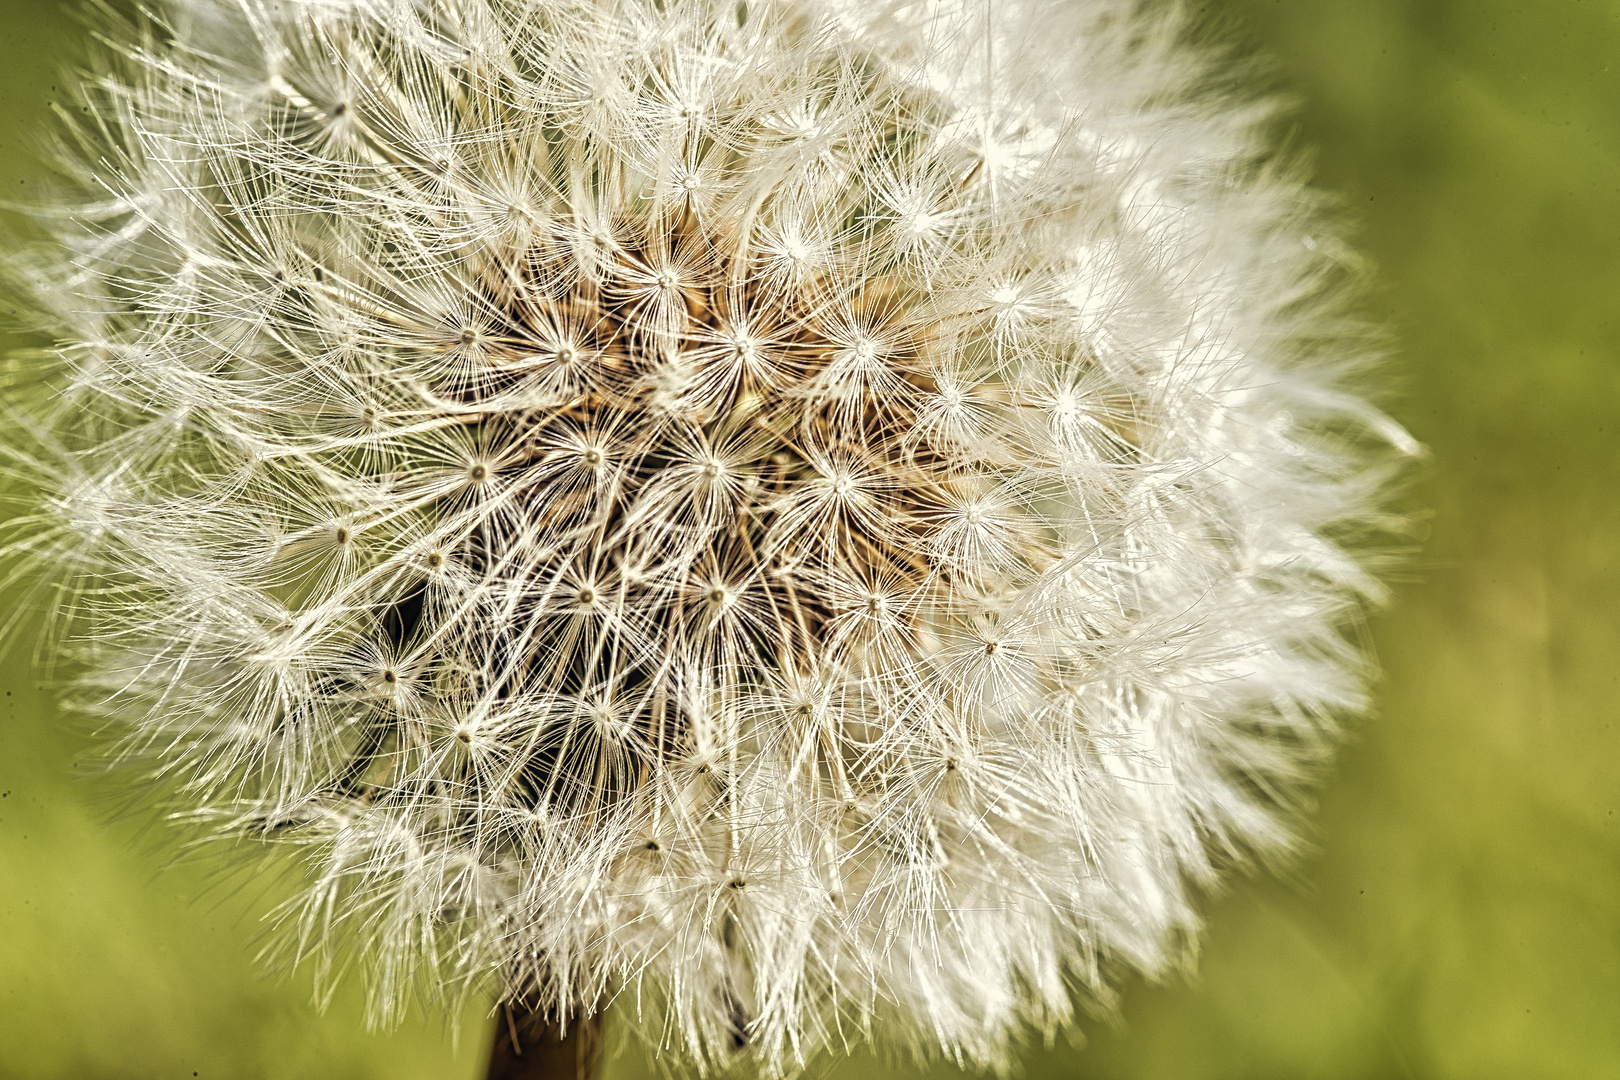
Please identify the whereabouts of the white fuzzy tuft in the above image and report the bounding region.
[4,0,1408,1073]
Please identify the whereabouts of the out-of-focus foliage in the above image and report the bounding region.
[1,1,1615,1078]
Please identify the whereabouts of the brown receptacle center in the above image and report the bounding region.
[353,216,987,817]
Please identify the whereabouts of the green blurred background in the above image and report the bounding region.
[1,0,1616,1076]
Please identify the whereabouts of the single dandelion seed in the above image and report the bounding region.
[1,0,1413,1078]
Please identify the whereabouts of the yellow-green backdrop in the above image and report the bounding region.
[1,1,1614,1077]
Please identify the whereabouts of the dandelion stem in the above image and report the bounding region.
[485,1001,603,1080]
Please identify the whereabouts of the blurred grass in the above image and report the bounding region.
[1,0,1616,1077]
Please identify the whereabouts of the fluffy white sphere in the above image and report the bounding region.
[6,0,1409,1072]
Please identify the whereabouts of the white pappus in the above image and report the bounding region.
[2,0,1413,1074]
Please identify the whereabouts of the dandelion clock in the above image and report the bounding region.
[2,0,1413,1076]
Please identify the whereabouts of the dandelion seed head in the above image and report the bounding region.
[6,0,1408,1073]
